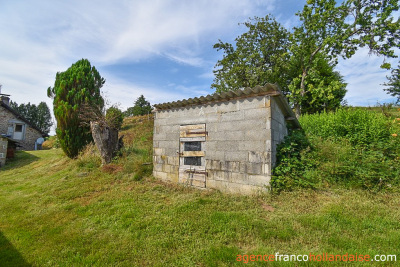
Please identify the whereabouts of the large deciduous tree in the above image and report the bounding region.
[213,0,400,116]
[47,59,105,158]
[212,16,291,94]
[291,0,400,116]
[212,15,347,113]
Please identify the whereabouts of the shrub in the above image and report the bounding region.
[299,108,392,148]
[271,129,317,193]
[272,108,400,193]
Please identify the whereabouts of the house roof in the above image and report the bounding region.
[0,102,48,137]
[153,84,301,128]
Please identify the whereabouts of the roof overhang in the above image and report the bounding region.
[153,84,301,129]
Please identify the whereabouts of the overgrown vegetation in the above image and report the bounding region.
[272,107,400,193]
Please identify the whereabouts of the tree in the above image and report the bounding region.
[47,59,105,158]
[212,1,400,116]
[212,15,347,113]
[383,63,400,103]
[79,104,124,165]
[212,16,291,94]
[291,0,400,116]
[9,101,53,134]
[124,95,152,117]
[106,106,124,130]
[289,53,347,114]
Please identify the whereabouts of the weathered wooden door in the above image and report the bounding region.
[179,124,207,188]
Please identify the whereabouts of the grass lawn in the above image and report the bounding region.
[1,148,399,266]
[1,113,400,266]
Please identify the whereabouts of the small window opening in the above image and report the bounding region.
[184,157,202,166]
[184,141,201,151]
[15,125,23,132]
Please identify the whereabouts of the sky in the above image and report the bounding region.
[1,0,399,133]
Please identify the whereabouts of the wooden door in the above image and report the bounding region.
[179,124,207,188]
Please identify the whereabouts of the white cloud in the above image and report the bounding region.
[337,48,398,106]
[0,0,276,106]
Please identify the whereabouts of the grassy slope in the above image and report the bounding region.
[1,115,400,266]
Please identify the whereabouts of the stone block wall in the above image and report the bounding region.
[0,105,14,134]
[270,99,289,167]
[0,105,44,150]
[0,137,7,167]
[153,95,290,194]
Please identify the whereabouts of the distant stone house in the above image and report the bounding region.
[152,84,300,194]
[0,95,47,151]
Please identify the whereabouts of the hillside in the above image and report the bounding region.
[1,113,400,266]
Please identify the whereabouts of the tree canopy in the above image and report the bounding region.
[47,59,105,158]
[9,101,53,134]
[213,0,400,115]
[124,95,152,117]
[290,0,399,116]
[383,62,400,103]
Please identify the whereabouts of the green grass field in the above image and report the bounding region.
[1,113,399,266]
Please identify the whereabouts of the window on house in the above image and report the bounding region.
[15,124,23,132]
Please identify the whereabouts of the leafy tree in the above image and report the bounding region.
[212,16,291,94]
[124,95,152,117]
[383,63,400,103]
[212,16,346,113]
[291,0,400,116]
[106,106,124,130]
[213,0,400,116]
[47,59,105,158]
[9,101,53,134]
[289,53,347,114]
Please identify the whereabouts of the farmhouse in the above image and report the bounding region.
[152,84,300,194]
[0,94,47,151]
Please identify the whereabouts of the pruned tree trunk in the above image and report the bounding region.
[90,121,119,165]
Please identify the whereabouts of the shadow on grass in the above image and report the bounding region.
[0,231,31,266]
[1,151,40,171]
[120,124,134,131]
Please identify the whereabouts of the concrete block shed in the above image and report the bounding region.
[152,84,300,194]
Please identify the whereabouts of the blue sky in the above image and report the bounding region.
[0,0,398,133]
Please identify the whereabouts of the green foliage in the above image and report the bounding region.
[105,106,124,130]
[288,54,347,114]
[272,108,400,193]
[300,108,392,148]
[291,0,400,115]
[271,129,317,193]
[212,15,347,114]
[383,62,400,103]
[213,1,400,115]
[212,15,291,94]
[9,101,53,134]
[124,95,151,117]
[47,59,105,158]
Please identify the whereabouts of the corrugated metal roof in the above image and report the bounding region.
[153,84,301,128]
[153,84,280,110]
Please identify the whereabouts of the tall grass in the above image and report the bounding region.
[300,108,393,147]
[272,107,400,192]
